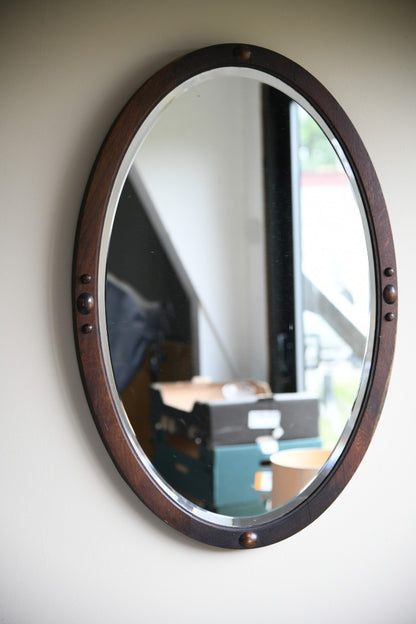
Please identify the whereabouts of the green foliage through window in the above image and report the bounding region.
[298,107,338,172]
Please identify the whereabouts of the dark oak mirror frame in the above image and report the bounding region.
[73,44,397,549]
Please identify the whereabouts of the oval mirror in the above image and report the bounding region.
[73,44,397,548]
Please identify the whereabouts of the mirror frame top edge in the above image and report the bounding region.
[72,43,398,549]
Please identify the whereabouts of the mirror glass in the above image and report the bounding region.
[102,68,374,519]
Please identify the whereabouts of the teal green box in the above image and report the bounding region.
[153,432,321,514]
[213,437,321,512]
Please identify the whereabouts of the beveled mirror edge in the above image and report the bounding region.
[72,43,398,549]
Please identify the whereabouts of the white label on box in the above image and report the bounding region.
[248,409,281,429]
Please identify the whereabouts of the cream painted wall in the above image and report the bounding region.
[1,1,415,622]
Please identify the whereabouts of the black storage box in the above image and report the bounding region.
[150,380,319,449]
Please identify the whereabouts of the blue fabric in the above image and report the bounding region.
[106,273,169,392]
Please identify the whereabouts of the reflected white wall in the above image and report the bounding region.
[133,75,268,381]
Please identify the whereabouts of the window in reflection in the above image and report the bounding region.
[295,104,370,448]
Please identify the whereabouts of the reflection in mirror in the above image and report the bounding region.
[105,72,371,517]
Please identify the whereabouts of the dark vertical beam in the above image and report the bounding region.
[262,85,297,392]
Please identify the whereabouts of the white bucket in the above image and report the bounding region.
[270,448,331,508]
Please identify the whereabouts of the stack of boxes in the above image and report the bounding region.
[150,380,321,516]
